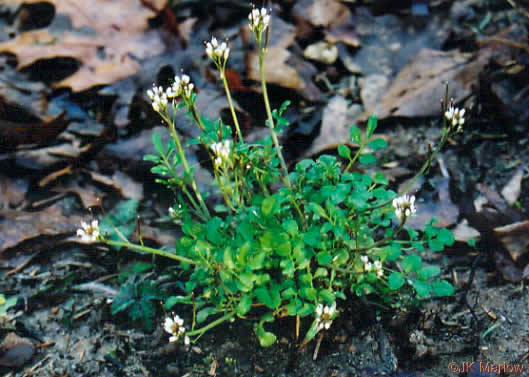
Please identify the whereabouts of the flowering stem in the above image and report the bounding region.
[220,72,244,142]
[105,240,200,265]
[397,129,449,197]
[258,51,291,188]
[187,312,235,338]
[161,113,211,220]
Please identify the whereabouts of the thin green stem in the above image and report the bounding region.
[220,71,244,142]
[162,113,210,220]
[258,52,291,188]
[187,312,235,337]
[105,240,199,265]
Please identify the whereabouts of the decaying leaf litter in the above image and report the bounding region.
[1,0,529,376]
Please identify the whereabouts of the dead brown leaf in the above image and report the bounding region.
[364,48,478,119]
[0,332,34,367]
[0,0,168,91]
[53,181,105,209]
[304,95,361,156]
[500,168,523,205]
[493,221,529,262]
[0,111,69,151]
[244,16,321,101]
[407,176,459,230]
[292,0,351,30]
[0,204,83,252]
[0,175,28,209]
[87,170,143,201]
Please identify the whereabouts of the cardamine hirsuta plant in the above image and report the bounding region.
[78,5,462,347]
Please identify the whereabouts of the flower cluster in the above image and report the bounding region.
[167,74,194,101]
[210,140,231,167]
[77,220,100,243]
[146,86,168,112]
[205,37,230,68]
[361,256,384,278]
[163,314,190,345]
[248,6,271,33]
[315,302,337,331]
[444,104,465,133]
[392,194,417,223]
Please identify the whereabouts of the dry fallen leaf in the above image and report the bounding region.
[363,48,478,119]
[0,332,34,368]
[304,96,362,157]
[0,204,83,252]
[0,0,168,91]
[292,0,351,30]
[494,221,529,262]
[0,111,69,151]
[500,168,523,205]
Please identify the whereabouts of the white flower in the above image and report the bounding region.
[364,261,373,272]
[205,36,230,63]
[392,195,416,223]
[146,85,168,112]
[168,74,194,100]
[210,140,231,167]
[76,220,100,243]
[360,255,369,264]
[164,314,186,343]
[374,260,384,278]
[315,302,337,331]
[248,6,271,33]
[444,105,465,132]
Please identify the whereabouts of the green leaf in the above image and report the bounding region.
[300,287,317,300]
[428,239,444,252]
[316,252,332,266]
[152,132,165,156]
[373,172,388,185]
[418,265,441,280]
[143,154,160,162]
[318,289,335,304]
[366,115,377,138]
[305,319,320,341]
[255,323,277,347]
[388,273,405,290]
[381,244,401,262]
[402,255,422,273]
[255,287,280,309]
[238,272,256,291]
[261,195,277,217]
[432,280,455,297]
[0,295,17,316]
[368,138,387,151]
[359,153,376,165]
[236,295,252,316]
[282,219,299,237]
[413,280,431,298]
[350,125,362,144]
[164,295,190,309]
[437,228,455,246]
[307,202,327,219]
[314,267,328,278]
[111,284,136,314]
[197,307,216,324]
[338,144,351,159]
